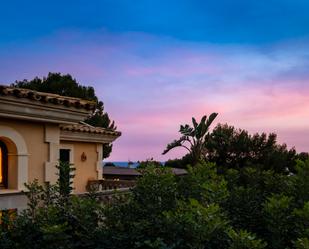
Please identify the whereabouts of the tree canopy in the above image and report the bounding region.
[11,72,116,159]
[165,122,304,174]
[12,73,98,101]
[206,123,298,173]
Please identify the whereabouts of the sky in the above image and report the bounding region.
[0,0,309,161]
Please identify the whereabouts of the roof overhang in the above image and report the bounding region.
[0,86,95,124]
[60,130,120,143]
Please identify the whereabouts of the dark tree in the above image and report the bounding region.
[137,158,163,169]
[297,152,309,162]
[11,72,116,159]
[205,124,298,173]
[164,153,194,169]
[12,72,97,101]
[57,161,75,199]
[104,162,116,167]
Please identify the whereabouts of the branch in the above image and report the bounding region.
[162,136,189,155]
[181,145,191,153]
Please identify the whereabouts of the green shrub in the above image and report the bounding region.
[2,159,309,249]
[263,194,294,249]
[164,199,229,249]
[228,229,267,249]
[178,162,229,205]
[295,238,309,249]
[292,159,309,207]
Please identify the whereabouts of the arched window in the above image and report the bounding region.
[0,141,8,189]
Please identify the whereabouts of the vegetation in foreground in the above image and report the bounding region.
[164,115,307,174]
[1,158,309,249]
[0,86,308,249]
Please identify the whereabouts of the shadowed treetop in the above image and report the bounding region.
[11,72,116,159]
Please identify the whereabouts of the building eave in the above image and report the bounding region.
[60,130,120,143]
[0,96,92,124]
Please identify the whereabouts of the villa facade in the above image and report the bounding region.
[0,86,121,211]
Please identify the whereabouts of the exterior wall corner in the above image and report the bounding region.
[44,124,60,184]
[96,144,103,180]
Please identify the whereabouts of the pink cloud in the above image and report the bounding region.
[0,30,309,160]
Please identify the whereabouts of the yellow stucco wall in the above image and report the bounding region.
[60,141,98,193]
[8,152,17,189]
[0,118,99,193]
[0,118,49,186]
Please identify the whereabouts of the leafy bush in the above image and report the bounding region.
[295,238,309,249]
[228,229,267,249]
[292,159,309,207]
[164,199,229,249]
[178,162,229,205]
[2,159,309,248]
[263,194,294,249]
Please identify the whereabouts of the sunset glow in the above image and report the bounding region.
[1,1,308,161]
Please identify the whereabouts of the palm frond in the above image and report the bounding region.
[162,136,189,155]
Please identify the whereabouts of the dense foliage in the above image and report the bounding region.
[206,123,299,173]
[12,73,97,101]
[165,122,306,174]
[11,72,116,159]
[2,158,309,248]
[165,153,194,169]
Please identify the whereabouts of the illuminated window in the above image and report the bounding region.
[0,146,2,183]
[0,141,8,189]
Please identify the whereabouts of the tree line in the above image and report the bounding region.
[164,113,307,174]
[1,158,309,248]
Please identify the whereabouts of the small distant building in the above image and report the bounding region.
[0,86,121,211]
[103,166,142,181]
[103,166,187,181]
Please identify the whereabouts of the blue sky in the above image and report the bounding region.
[1,1,309,160]
[1,0,309,43]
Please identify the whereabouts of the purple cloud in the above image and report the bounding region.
[1,30,309,160]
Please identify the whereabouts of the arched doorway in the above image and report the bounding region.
[0,141,8,188]
[0,126,28,191]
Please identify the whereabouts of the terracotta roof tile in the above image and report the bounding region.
[60,123,121,136]
[0,85,96,111]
